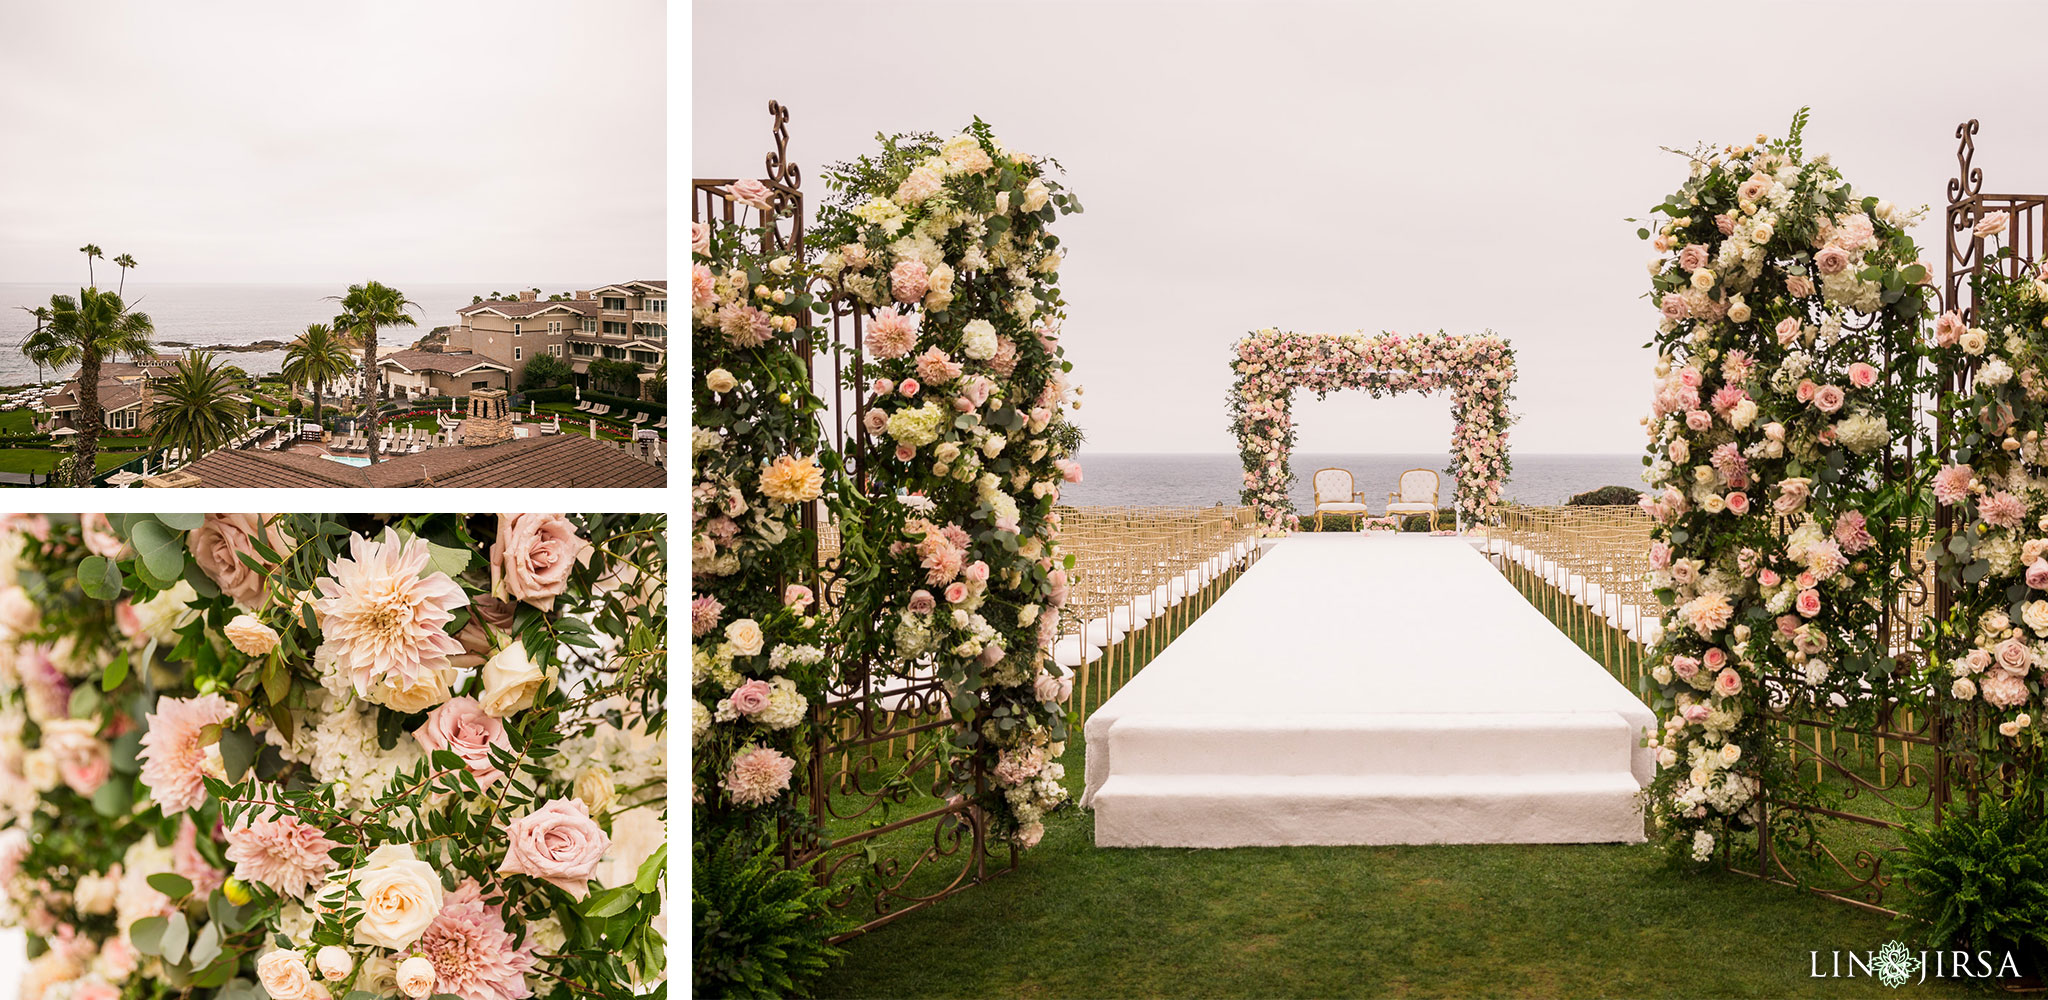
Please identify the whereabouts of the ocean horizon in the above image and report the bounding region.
[1061,452,1647,511]
[0,281,602,386]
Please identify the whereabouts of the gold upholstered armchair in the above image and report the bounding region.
[1385,468,1443,531]
[1311,467,1369,530]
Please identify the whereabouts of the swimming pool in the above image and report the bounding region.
[319,455,370,468]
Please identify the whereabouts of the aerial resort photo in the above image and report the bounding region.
[0,2,666,490]
[692,1,2048,998]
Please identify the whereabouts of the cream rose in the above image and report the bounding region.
[256,950,316,1000]
[724,618,765,657]
[368,664,456,714]
[351,845,445,950]
[397,956,437,998]
[479,640,548,717]
[574,766,617,816]
[706,368,738,393]
[224,614,281,656]
[315,945,352,980]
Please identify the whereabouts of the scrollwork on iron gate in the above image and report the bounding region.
[693,101,1010,943]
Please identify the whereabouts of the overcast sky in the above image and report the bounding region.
[0,0,664,287]
[693,0,2048,455]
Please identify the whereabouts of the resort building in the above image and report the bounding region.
[443,280,666,394]
[38,357,184,434]
[377,350,511,400]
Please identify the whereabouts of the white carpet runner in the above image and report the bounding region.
[1082,534,1653,848]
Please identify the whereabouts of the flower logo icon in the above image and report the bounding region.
[1874,940,1923,989]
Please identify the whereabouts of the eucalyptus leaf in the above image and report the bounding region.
[131,519,185,581]
[149,872,194,899]
[130,915,168,955]
[78,555,121,600]
[155,512,206,531]
[160,911,188,963]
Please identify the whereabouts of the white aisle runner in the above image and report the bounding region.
[1083,534,1655,847]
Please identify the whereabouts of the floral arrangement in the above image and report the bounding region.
[1637,111,1932,862]
[690,180,838,833]
[0,512,666,999]
[812,121,1084,848]
[1228,329,1517,529]
[1925,225,2048,759]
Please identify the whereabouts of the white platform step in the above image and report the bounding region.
[1091,771,1645,847]
[1103,712,1636,779]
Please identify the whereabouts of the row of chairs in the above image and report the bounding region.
[1485,506,1659,691]
[1052,506,1265,721]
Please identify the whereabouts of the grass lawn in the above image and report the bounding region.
[0,409,34,435]
[820,741,1963,999]
[815,546,1971,999]
[0,449,146,476]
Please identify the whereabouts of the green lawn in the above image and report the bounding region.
[819,741,1966,999]
[0,448,147,476]
[812,551,1975,1000]
[0,409,34,434]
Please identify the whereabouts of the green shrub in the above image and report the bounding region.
[1896,795,2048,970]
[1567,485,1642,506]
[693,830,846,999]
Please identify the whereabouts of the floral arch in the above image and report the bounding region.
[1230,329,1517,528]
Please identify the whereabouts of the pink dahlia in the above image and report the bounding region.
[416,880,538,1000]
[1833,511,1875,554]
[1981,491,2028,530]
[136,694,232,814]
[1933,464,1976,506]
[722,744,794,807]
[690,595,723,637]
[224,813,340,899]
[312,530,469,696]
[867,310,919,360]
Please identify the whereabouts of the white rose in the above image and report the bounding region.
[1719,743,1742,765]
[1726,299,1751,324]
[1953,677,1978,700]
[368,665,456,714]
[574,766,617,816]
[256,950,316,1000]
[1750,223,1774,244]
[479,640,548,718]
[2026,601,2048,637]
[315,945,352,980]
[351,845,445,950]
[1021,178,1050,212]
[1729,398,1758,430]
[1960,329,1988,355]
[705,368,738,393]
[22,750,56,793]
[1691,269,1715,289]
[223,614,281,656]
[397,955,437,998]
[724,619,765,658]
[73,870,117,915]
[132,581,199,646]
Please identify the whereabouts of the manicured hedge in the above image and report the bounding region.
[524,386,665,420]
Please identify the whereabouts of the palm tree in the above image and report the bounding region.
[25,287,155,486]
[281,322,353,434]
[14,305,52,388]
[147,350,247,466]
[79,244,102,284]
[112,253,137,296]
[329,280,418,464]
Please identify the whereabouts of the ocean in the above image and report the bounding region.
[1061,452,1648,511]
[0,282,549,386]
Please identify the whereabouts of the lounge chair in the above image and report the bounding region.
[1312,468,1370,531]
[1386,468,1445,531]
[591,404,611,417]
[574,400,593,412]
[652,416,666,430]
